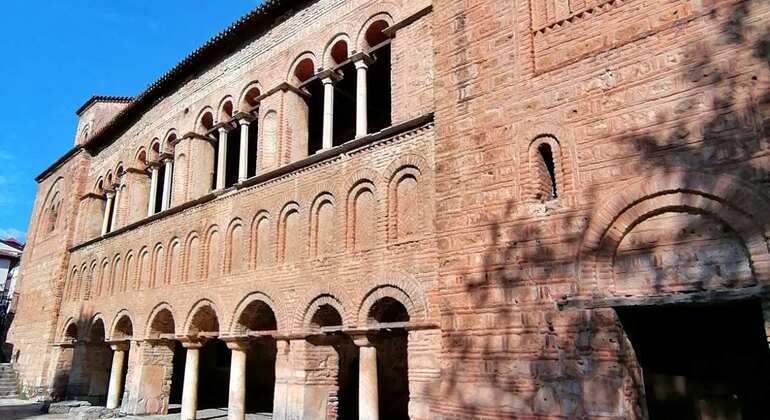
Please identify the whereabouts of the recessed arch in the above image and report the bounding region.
[61,318,79,341]
[217,96,234,123]
[184,299,220,336]
[110,310,134,340]
[238,81,263,112]
[88,314,108,343]
[323,34,351,69]
[230,292,279,334]
[288,52,317,84]
[145,302,177,339]
[357,14,394,52]
[301,294,346,329]
[196,107,215,133]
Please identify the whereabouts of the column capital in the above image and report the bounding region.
[180,131,217,144]
[178,336,206,349]
[108,341,130,351]
[351,52,374,68]
[353,335,375,348]
[159,152,174,162]
[104,190,116,199]
[223,337,251,351]
[146,160,161,169]
[233,111,256,124]
[318,69,343,84]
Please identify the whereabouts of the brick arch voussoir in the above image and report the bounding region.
[109,309,135,340]
[293,284,356,331]
[354,272,429,326]
[355,6,398,52]
[384,153,432,184]
[144,302,178,339]
[578,170,770,293]
[183,298,223,336]
[344,168,382,197]
[88,312,108,342]
[227,288,289,334]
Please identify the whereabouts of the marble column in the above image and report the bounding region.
[226,340,249,420]
[106,342,129,409]
[354,58,370,138]
[181,341,203,420]
[357,339,379,420]
[321,75,336,150]
[216,127,229,190]
[101,191,114,235]
[110,182,122,229]
[147,164,159,216]
[161,158,173,212]
[237,120,250,183]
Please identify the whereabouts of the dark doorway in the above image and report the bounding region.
[198,339,231,409]
[86,321,112,405]
[368,297,410,419]
[169,341,185,406]
[617,301,770,420]
[246,338,277,414]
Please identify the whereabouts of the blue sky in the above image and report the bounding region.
[0,1,261,241]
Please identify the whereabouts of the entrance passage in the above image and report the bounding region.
[617,301,770,420]
[198,339,230,409]
[169,341,185,410]
[246,338,277,414]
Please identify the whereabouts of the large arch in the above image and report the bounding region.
[184,299,220,336]
[576,170,770,297]
[145,302,177,339]
[229,292,282,334]
[110,310,134,340]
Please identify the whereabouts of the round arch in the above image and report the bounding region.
[110,310,135,340]
[145,302,177,339]
[184,299,221,336]
[229,292,280,334]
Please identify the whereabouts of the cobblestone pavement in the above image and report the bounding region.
[126,406,271,419]
[0,400,271,420]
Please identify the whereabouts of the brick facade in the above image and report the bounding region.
[8,0,770,418]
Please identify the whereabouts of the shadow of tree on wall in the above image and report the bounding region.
[440,0,770,417]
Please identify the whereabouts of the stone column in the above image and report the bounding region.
[357,338,379,420]
[354,55,372,138]
[161,157,173,212]
[106,342,129,409]
[320,71,341,151]
[181,341,203,420]
[147,163,159,216]
[101,191,114,235]
[237,120,250,183]
[216,127,229,190]
[111,182,122,229]
[226,340,249,420]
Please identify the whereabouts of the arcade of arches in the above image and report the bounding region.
[53,292,429,420]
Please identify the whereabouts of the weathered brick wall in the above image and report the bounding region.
[432,0,770,417]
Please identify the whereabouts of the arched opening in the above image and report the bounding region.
[329,39,357,147]
[537,142,557,200]
[147,308,185,411]
[364,20,392,134]
[111,315,133,408]
[367,297,410,419]
[235,299,278,415]
[188,304,229,411]
[84,319,112,404]
[150,141,166,214]
[218,100,239,189]
[306,302,358,419]
[241,87,261,179]
[294,57,325,156]
[53,323,78,399]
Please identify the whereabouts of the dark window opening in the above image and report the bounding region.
[211,133,220,191]
[105,196,115,233]
[333,62,357,146]
[310,304,343,328]
[154,164,166,214]
[306,79,325,155]
[225,128,239,187]
[247,121,259,178]
[368,43,392,134]
[537,143,557,201]
[617,301,770,420]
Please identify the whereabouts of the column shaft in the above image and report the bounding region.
[359,345,379,420]
[161,159,173,211]
[322,78,335,150]
[227,347,247,420]
[106,348,126,409]
[181,347,200,420]
[216,127,228,190]
[111,185,122,229]
[355,61,369,137]
[147,167,159,216]
[238,122,250,183]
[101,194,114,235]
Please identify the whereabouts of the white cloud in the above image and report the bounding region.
[0,228,25,241]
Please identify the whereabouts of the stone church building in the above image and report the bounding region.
[8,0,770,418]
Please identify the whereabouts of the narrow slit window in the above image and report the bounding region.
[537,143,557,200]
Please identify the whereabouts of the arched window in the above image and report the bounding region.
[363,20,392,133]
[47,193,61,233]
[528,135,563,203]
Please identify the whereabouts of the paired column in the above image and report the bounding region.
[216,126,229,190]
[354,54,373,138]
[106,342,129,409]
[237,118,251,183]
[226,339,249,420]
[101,191,115,235]
[181,341,203,420]
[147,163,160,216]
[161,157,173,212]
[356,338,379,420]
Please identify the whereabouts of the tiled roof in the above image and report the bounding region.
[82,0,296,153]
[75,95,135,116]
